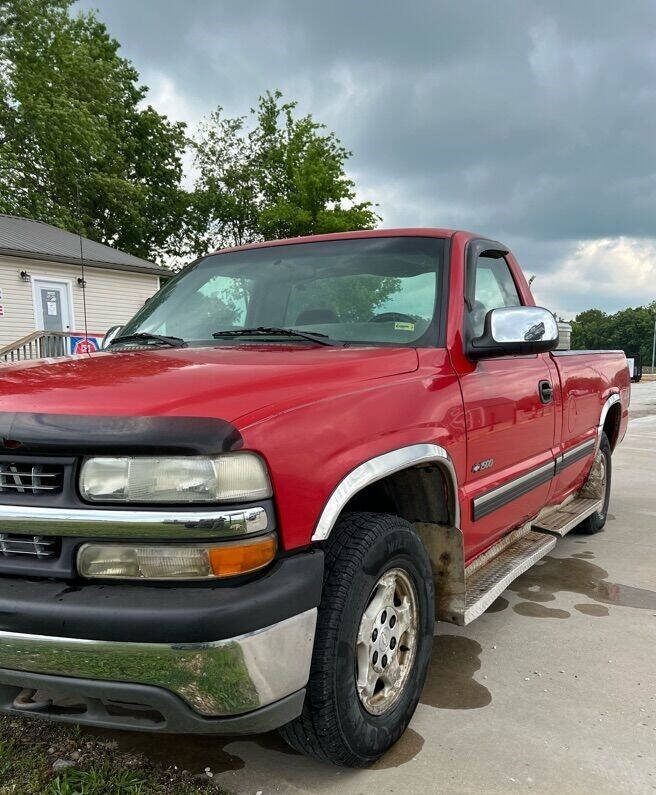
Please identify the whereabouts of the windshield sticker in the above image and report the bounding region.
[394,322,415,331]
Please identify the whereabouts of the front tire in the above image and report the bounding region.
[279,512,434,767]
[574,432,612,535]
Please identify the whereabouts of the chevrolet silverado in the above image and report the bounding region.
[0,229,630,766]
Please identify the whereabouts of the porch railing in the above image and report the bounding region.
[0,331,74,362]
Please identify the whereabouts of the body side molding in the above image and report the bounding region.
[311,443,460,542]
[554,437,597,474]
[472,460,555,521]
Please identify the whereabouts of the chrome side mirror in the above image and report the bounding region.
[468,306,559,359]
[102,325,123,349]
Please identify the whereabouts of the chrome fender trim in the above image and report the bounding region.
[597,393,621,444]
[311,443,459,542]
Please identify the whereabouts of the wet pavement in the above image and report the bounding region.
[84,382,656,793]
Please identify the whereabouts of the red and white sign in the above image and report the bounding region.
[69,334,103,355]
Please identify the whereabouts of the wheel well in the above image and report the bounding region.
[341,462,454,527]
[339,462,464,622]
[603,402,621,450]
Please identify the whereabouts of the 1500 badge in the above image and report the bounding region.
[472,458,494,473]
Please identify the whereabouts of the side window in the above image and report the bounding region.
[470,255,521,337]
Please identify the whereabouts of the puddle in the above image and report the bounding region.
[574,603,609,617]
[513,602,569,619]
[572,552,595,559]
[83,727,245,774]
[509,556,656,611]
[420,635,491,709]
[486,596,509,613]
[517,585,555,603]
[371,728,424,769]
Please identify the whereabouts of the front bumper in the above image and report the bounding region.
[0,608,316,719]
[0,550,324,732]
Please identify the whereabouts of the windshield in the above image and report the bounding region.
[120,236,445,347]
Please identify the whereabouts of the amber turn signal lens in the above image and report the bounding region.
[77,534,277,580]
[208,535,277,578]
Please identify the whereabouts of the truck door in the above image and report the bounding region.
[456,247,557,560]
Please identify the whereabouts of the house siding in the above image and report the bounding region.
[0,255,160,348]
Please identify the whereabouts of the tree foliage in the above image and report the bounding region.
[570,302,656,362]
[0,0,188,260]
[187,91,379,254]
[0,4,378,264]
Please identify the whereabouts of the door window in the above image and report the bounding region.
[470,255,521,337]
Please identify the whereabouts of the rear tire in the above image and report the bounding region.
[574,432,612,535]
[279,511,434,767]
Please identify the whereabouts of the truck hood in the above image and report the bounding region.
[0,345,419,425]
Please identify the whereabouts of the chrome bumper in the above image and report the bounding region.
[0,608,317,716]
[0,503,268,538]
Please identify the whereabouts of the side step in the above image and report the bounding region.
[532,496,602,537]
[460,530,556,624]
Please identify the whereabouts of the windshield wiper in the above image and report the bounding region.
[110,332,186,348]
[212,326,338,347]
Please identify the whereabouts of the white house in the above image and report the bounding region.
[0,215,170,354]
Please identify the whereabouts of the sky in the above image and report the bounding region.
[77,0,656,320]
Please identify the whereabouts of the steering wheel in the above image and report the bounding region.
[368,312,417,324]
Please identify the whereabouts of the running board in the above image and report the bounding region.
[532,496,602,537]
[457,530,556,625]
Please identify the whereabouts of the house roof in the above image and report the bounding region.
[0,215,170,276]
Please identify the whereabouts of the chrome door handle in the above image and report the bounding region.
[539,380,553,404]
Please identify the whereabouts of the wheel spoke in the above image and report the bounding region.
[368,575,396,618]
[357,647,380,701]
[395,597,414,637]
[378,574,398,607]
[356,611,376,645]
[382,655,401,692]
[356,641,370,690]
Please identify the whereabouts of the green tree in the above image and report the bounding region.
[570,302,656,362]
[0,0,188,260]
[570,309,609,350]
[187,91,379,254]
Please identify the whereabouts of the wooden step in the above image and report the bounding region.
[532,496,602,537]
[460,530,556,624]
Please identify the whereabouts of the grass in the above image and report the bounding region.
[0,715,224,794]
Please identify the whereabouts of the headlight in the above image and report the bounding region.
[77,534,277,580]
[79,453,272,504]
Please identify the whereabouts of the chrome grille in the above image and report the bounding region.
[0,464,64,495]
[0,534,59,559]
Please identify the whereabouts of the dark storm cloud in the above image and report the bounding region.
[77,0,656,315]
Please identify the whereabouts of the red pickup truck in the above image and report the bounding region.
[0,229,629,766]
